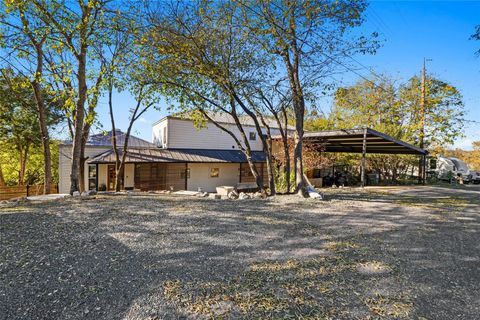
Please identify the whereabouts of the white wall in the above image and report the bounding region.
[187,163,240,192]
[152,118,282,151]
[58,145,110,194]
[152,118,169,148]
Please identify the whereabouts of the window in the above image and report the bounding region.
[210,167,219,178]
[88,165,97,190]
[249,132,256,141]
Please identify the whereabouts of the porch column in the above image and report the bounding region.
[360,128,367,188]
[95,163,99,191]
[184,163,188,190]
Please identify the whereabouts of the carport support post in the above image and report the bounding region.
[360,128,367,188]
[422,155,427,185]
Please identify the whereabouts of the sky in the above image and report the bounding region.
[90,0,480,150]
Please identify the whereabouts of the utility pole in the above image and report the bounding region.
[419,58,426,151]
[418,58,431,184]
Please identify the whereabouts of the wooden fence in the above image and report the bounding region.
[0,184,58,201]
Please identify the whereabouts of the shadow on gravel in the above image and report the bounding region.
[0,190,479,319]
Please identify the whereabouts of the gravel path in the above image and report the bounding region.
[1,186,479,319]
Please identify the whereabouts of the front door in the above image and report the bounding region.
[107,165,116,191]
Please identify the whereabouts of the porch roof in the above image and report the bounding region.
[87,148,266,164]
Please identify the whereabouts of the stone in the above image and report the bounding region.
[307,185,323,200]
[228,190,239,200]
[238,192,251,200]
[81,191,89,197]
[209,193,221,200]
[73,191,81,197]
[216,186,235,196]
[253,192,266,199]
[87,189,97,196]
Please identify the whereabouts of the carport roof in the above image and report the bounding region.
[301,128,427,155]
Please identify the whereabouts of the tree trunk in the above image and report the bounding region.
[0,164,5,186]
[70,49,88,195]
[282,109,291,193]
[31,44,52,194]
[199,108,264,193]
[266,137,276,196]
[18,146,25,185]
[108,83,122,192]
[79,131,90,192]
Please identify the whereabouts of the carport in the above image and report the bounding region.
[301,128,428,187]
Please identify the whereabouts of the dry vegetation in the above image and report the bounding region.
[1,185,479,319]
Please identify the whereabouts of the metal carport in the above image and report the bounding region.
[300,128,428,187]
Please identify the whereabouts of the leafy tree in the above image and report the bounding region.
[143,1,276,194]
[308,75,465,183]
[400,76,465,149]
[26,0,113,194]
[234,0,379,196]
[0,69,61,185]
[1,1,55,193]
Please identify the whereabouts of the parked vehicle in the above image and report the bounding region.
[471,171,480,184]
[428,156,475,184]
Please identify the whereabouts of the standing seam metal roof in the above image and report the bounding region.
[87,148,266,164]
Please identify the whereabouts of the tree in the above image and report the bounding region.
[400,76,465,149]
[0,69,61,186]
[1,1,55,193]
[28,0,111,194]
[313,75,466,182]
[143,1,275,194]
[471,25,480,56]
[234,0,379,196]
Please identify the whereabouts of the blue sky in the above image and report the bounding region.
[90,0,480,150]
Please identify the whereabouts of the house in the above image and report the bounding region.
[58,114,287,194]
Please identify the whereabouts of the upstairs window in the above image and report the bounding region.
[249,132,256,141]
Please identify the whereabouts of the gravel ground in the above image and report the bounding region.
[1,185,479,319]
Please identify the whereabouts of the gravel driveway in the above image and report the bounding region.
[1,185,479,319]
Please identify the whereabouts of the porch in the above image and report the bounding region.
[86,146,268,193]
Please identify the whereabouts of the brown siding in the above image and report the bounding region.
[134,163,187,191]
[239,162,267,185]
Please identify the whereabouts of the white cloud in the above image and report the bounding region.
[138,117,150,124]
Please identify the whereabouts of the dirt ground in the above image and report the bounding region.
[1,185,479,319]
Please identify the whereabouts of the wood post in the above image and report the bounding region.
[360,128,367,188]
[184,162,188,190]
[422,155,427,185]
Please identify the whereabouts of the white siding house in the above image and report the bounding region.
[152,116,283,151]
[59,113,285,194]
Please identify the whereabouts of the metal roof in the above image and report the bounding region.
[87,148,266,164]
[300,128,427,155]
[62,130,156,148]
[153,112,296,130]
